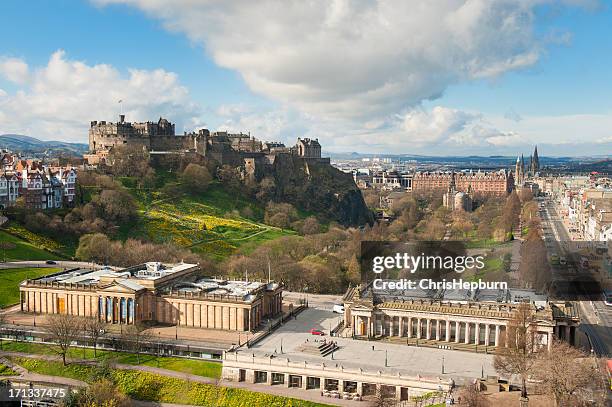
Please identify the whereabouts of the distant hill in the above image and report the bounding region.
[0,134,88,155]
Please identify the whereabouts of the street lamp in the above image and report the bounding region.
[441,356,445,374]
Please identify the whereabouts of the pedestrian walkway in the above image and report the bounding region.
[0,351,356,406]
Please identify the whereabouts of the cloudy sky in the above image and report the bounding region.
[1,0,611,156]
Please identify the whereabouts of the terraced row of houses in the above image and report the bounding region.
[0,151,77,210]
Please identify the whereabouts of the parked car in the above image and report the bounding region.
[310,329,325,336]
[45,260,57,265]
[332,304,344,314]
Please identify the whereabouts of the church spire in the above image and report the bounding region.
[532,145,539,173]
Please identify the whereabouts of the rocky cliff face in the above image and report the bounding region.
[268,155,373,227]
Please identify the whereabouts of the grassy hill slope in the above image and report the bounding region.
[118,179,295,261]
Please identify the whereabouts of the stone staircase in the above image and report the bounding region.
[319,341,339,357]
[296,340,340,357]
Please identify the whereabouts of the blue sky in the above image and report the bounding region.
[1,0,611,156]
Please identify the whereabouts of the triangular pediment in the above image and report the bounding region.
[97,280,139,294]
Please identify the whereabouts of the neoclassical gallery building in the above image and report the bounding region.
[19,262,283,331]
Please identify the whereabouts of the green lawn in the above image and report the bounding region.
[0,340,221,379]
[0,230,62,261]
[12,357,332,407]
[0,267,59,307]
[0,363,17,376]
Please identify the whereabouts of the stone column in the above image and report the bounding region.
[494,325,500,347]
[302,376,308,390]
[547,331,553,351]
[505,325,510,347]
[484,324,490,346]
[396,386,402,401]
[267,371,273,385]
[465,322,470,344]
[357,382,363,395]
[389,316,394,337]
[445,320,451,342]
[416,319,421,339]
[474,323,480,345]
[407,317,412,338]
[426,319,431,339]
[399,317,403,337]
[435,320,440,341]
[455,321,461,343]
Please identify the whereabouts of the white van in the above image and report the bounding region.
[332,304,345,314]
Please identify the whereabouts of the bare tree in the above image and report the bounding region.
[46,314,83,366]
[181,163,212,194]
[493,302,537,399]
[535,340,604,406]
[458,383,488,407]
[83,316,106,357]
[76,378,132,407]
[120,323,151,364]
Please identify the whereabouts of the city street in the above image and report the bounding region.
[540,197,612,356]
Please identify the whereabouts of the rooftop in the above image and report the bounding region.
[29,262,197,286]
[167,278,280,302]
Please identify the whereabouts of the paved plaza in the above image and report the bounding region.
[250,308,495,384]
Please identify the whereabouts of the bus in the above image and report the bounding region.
[603,290,612,307]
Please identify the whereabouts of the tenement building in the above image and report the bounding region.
[19,262,283,331]
[342,283,579,351]
[412,170,513,197]
[0,152,77,210]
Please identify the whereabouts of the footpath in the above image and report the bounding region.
[0,350,359,406]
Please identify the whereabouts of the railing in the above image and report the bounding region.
[245,305,307,348]
[224,351,452,389]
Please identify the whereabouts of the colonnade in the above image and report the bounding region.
[353,314,512,347]
[99,295,136,324]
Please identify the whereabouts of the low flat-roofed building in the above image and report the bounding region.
[19,262,283,332]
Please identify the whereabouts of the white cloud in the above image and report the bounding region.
[0,57,30,84]
[401,106,479,144]
[94,0,557,121]
[0,50,204,142]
